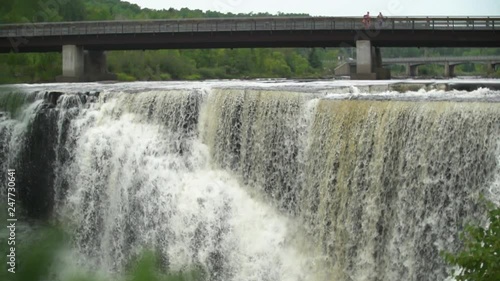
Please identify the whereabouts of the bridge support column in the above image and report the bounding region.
[352,40,390,80]
[84,50,117,81]
[405,63,419,77]
[444,62,455,77]
[57,47,116,82]
[487,63,499,74]
[353,40,376,79]
[57,45,84,82]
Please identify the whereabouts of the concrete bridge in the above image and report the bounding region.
[1,17,499,81]
[335,56,500,77]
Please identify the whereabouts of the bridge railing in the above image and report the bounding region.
[0,17,498,37]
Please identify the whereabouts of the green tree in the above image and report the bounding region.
[58,0,86,21]
[286,53,310,75]
[308,48,322,69]
[263,52,292,77]
[443,205,500,281]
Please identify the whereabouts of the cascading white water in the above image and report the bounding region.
[199,89,500,281]
[1,82,500,281]
[54,90,327,280]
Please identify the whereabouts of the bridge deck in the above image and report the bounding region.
[1,17,499,52]
[1,17,498,37]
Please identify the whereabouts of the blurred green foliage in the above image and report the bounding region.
[127,252,204,281]
[0,222,66,281]
[0,222,203,281]
[443,203,500,281]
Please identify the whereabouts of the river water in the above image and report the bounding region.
[1,80,499,281]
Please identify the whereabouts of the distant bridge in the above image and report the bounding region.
[0,17,499,81]
[383,56,500,64]
[336,56,500,77]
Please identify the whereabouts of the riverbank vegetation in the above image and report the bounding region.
[0,222,203,281]
[0,0,499,83]
[443,203,500,281]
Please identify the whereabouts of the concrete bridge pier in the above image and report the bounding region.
[487,62,500,73]
[57,45,84,82]
[57,45,116,82]
[405,63,419,77]
[444,62,456,77]
[352,40,390,80]
[487,63,495,73]
[84,50,117,81]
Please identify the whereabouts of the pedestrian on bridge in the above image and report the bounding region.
[363,12,371,28]
[377,12,385,27]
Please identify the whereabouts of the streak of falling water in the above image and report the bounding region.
[202,90,500,281]
[56,90,329,280]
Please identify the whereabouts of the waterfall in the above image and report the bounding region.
[1,83,499,281]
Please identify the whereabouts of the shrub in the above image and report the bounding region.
[116,72,136,81]
[443,204,500,281]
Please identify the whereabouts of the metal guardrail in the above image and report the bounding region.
[0,17,498,38]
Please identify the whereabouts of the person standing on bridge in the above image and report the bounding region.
[377,12,385,27]
[363,12,371,28]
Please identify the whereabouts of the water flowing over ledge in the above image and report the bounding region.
[1,81,500,281]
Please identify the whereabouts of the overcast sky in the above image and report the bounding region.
[125,0,500,16]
